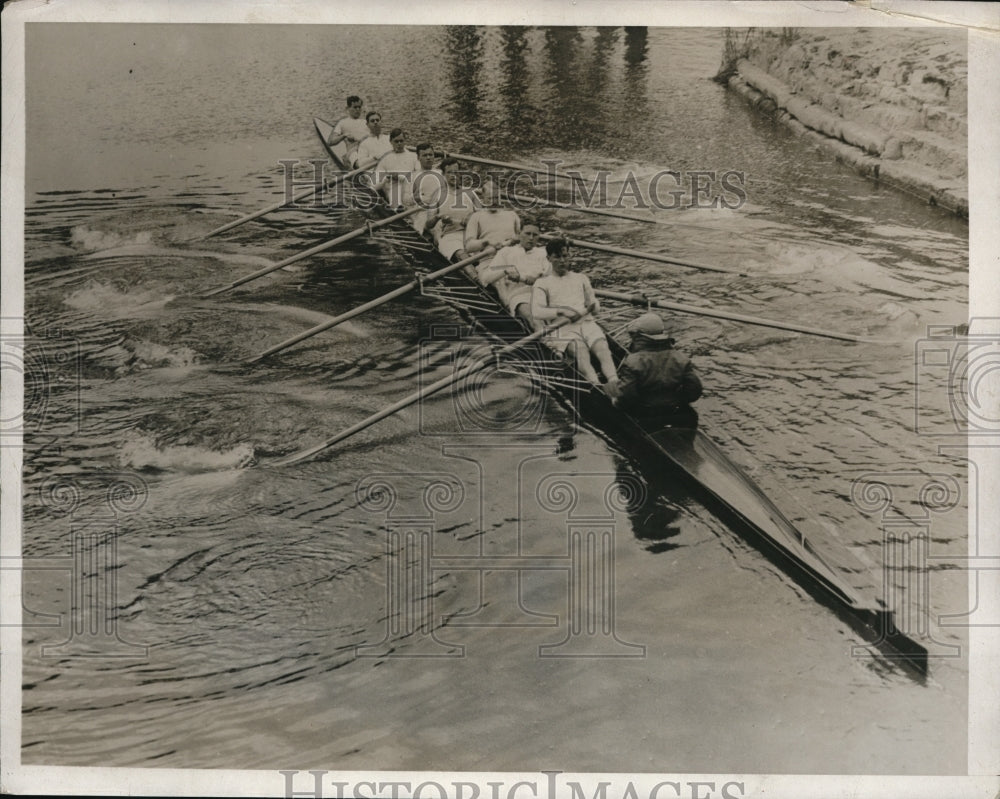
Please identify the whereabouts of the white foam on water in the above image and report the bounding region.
[119,432,257,473]
[63,282,175,319]
[81,242,277,270]
[232,302,371,337]
[130,340,201,369]
[70,225,156,252]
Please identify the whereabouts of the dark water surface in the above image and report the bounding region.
[19,25,969,773]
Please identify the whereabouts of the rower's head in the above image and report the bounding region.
[346,95,363,118]
[389,128,406,153]
[416,142,436,170]
[440,157,461,187]
[520,224,540,251]
[366,111,382,135]
[546,238,571,275]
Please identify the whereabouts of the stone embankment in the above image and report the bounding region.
[721,28,968,218]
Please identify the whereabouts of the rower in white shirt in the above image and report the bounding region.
[355,111,392,167]
[531,238,618,385]
[372,128,420,208]
[464,178,521,255]
[478,224,550,330]
[426,158,483,263]
[327,95,369,167]
[408,142,444,233]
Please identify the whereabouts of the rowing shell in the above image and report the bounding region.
[311,117,929,676]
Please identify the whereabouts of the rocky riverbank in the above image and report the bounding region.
[719,28,968,218]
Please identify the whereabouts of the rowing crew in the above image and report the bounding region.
[488,232,702,419]
[328,96,701,418]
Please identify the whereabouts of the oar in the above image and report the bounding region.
[433,149,584,183]
[595,289,883,344]
[198,159,377,240]
[504,191,656,225]
[249,247,498,362]
[200,207,422,298]
[540,234,749,277]
[273,318,571,466]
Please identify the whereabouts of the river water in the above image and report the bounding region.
[17,25,971,775]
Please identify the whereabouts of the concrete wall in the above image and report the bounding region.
[723,28,968,219]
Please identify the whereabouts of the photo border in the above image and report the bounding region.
[2,1,998,796]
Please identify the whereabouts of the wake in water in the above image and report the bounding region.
[70,225,156,252]
[119,431,257,473]
[64,281,175,320]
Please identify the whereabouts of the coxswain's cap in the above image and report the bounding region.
[629,312,665,335]
[628,312,674,344]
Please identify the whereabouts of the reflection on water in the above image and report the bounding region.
[499,27,534,147]
[542,27,587,148]
[445,26,485,129]
[614,462,684,554]
[623,26,649,118]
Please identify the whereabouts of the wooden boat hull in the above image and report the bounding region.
[311,117,929,676]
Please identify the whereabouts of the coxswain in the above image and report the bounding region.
[355,111,392,166]
[327,95,368,167]
[607,312,703,423]
[478,224,550,330]
[531,239,618,385]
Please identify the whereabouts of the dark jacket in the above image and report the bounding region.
[611,335,702,414]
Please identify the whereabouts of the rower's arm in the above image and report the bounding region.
[531,285,563,322]
[463,215,480,250]
[479,260,511,287]
[583,275,600,315]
